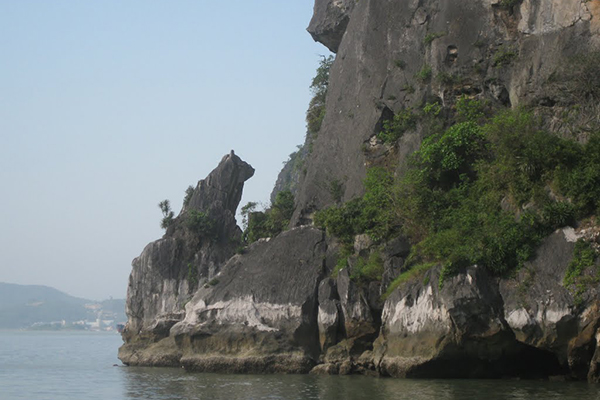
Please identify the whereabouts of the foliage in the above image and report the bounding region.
[377,109,417,144]
[306,55,334,137]
[563,239,599,305]
[159,199,174,230]
[436,72,457,85]
[328,178,344,203]
[319,108,599,287]
[351,251,384,282]
[315,168,395,243]
[424,32,446,46]
[242,190,295,244]
[383,262,436,299]
[396,109,600,285]
[559,52,600,102]
[183,185,195,207]
[394,59,407,69]
[416,121,487,187]
[241,201,258,231]
[187,263,198,288]
[556,132,600,216]
[564,239,598,287]
[423,102,442,117]
[455,95,488,123]
[493,46,518,67]
[416,65,432,83]
[186,210,216,238]
[333,246,353,277]
[314,198,366,244]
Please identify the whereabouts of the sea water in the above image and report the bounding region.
[1,330,600,400]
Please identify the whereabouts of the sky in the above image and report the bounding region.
[0,0,329,300]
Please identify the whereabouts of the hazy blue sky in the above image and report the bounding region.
[0,0,329,300]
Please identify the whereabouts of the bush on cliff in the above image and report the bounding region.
[314,167,396,244]
[242,190,295,244]
[315,102,600,286]
[306,55,334,139]
[186,210,216,239]
[159,199,174,230]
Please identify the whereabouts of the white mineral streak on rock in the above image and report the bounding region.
[384,286,450,334]
[519,0,592,35]
[318,307,338,327]
[467,272,473,285]
[563,227,581,243]
[182,296,301,332]
[542,307,571,324]
[507,308,533,329]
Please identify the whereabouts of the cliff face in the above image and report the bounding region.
[119,151,254,361]
[294,0,600,222]
[121,0,600,381]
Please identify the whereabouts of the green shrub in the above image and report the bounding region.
[384,262,436,299]
[378,109,417,144]
[424,32,446,46]
[159,199,174,230]
[352,251,384,282]
[564,239,599,305]
[436,72,457,85]
[417,121,487,187]
[187,263,198,288]
[455,95,488,123]
[394,59,406,69]
[394,109,597,284]
[328,179,344,203]
[187,210,215,238]
[564,240,597,287]
[316,103,600,288]
[307,55,334,137]
[183,185,195,207]
[242,190,295,243]
[315,168,396,244]
[493,46,518,67]
[416,65,432,83]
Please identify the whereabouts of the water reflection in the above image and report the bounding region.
[120,367,600,400]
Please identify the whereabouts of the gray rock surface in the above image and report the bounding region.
[294,0,600,225]
[121,0,600,381]
[121,226,328,373]
[307,0,357,53]
[119,152,254,359]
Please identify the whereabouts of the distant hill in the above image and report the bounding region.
[0,282,125,329]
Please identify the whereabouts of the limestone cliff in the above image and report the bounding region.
[121,0,600,381]
[119,151,254,362]
[294,0,600,222]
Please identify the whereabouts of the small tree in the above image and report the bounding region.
[183,185,195,207]
[159,199,174,230]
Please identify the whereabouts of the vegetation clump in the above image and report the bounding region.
[186,210,216,238]
[315,97,600,288]
[306,55,334,139]
[159,200,174,230]
[563,239,599,305]
[183,185,195,207]
[416,64,433,83]
[424,32,446,46]
[241,190,295,244]
[493,46,518,67]
[377,109,417,144]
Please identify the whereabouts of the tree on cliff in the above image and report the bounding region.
[158,199,174,229]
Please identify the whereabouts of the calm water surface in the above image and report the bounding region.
[1,330,600,400]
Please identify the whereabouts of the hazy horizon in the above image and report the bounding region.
[0,1,329,300]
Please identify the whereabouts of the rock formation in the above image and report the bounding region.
[121,0,600,381]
